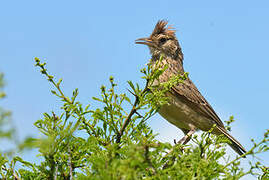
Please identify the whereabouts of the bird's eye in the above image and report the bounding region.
[159,37,167,43]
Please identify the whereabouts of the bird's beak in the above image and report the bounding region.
[135,37,153,46]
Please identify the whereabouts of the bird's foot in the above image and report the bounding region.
[177,128,196,145]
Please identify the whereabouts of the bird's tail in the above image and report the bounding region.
[216,126,246,157]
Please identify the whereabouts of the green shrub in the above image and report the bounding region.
[0,58,268,179]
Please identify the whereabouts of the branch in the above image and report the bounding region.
[68,147,73,180]
[224,136,268,169]
[116,80,149,143]
[34,58,72,104]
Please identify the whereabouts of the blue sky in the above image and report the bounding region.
[1,0,268,175]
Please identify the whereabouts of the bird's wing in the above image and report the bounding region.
[171,78,225,128]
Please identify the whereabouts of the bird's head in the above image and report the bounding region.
[136,20,182,60]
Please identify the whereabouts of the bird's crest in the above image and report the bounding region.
[150,20,176,37]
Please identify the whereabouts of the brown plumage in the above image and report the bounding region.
[136,20,246,156]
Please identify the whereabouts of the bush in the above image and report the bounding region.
[0,58,268,179]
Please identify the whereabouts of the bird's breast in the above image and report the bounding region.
[158,94,215,132]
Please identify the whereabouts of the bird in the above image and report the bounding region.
[135,20,246,156]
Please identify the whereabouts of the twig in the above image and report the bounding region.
[68,147,73,180]
[54,164,58,180]
[116,80,149,143]
[116,101,138,143]
[223,145,254,169]
[144,144,156,174]
[134,110,143,118]
[162,141,185,170]
[127,88,136,96]
[81,118,109,146]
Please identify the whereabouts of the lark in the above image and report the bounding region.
[135,20,246,156]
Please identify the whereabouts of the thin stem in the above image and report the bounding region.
[53,82,69,102]
[68,147,73,180]
[223,149,251,169]
[116,80,149,144]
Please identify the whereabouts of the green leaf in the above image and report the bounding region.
[92,96,103,102]
[127,80,135,92]
[56,78,62,87]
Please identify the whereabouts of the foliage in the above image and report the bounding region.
[0,74,14,141]
[0,58,268,179]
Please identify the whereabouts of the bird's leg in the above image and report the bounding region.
[177,128,196,145]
